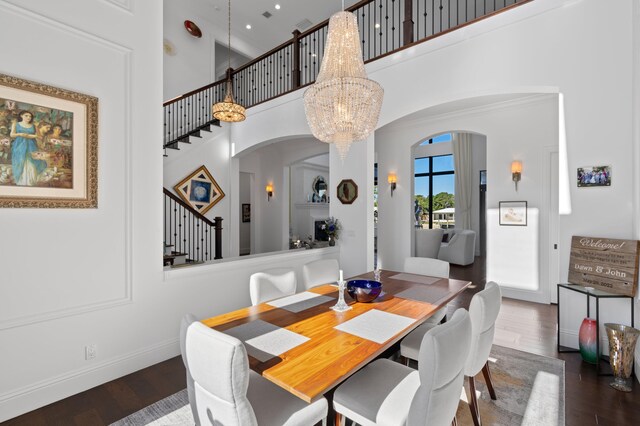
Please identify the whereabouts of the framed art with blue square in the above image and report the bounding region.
[174,165,224,215]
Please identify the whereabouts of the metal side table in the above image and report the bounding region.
[557,283,635,375]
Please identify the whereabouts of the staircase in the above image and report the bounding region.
[163,118,221,157]
[164,188,223,264]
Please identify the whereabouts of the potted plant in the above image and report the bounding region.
[323,217,341,246]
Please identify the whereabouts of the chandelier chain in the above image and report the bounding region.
[228,0,231,72]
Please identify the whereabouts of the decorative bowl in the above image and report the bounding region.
[346,279,382,303]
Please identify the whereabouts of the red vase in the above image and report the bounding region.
[579,318,598,364]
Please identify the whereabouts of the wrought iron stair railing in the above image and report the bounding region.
[163,0,531,150]
[164,188,223,264]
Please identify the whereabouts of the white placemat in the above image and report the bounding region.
[246,328,309,358]
[389,273,441,285]
[334,309,416,344]
[223,320,309,362]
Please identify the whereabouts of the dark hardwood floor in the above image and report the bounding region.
[3,257,640,425]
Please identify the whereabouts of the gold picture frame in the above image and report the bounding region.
[173,165,225,215]
[0,74,98,208]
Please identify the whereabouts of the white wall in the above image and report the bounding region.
[330,137,376,278]
[163,125,231,258]
[164,0,217,100]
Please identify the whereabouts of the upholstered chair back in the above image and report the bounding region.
[302,258,340,289]
[186,322,258,425]
[407,309,472,426]
[404,257,450,279]
[249,268,297,305]
[465,281,502,376]
[415,228,445,258]
[180,314,201,425]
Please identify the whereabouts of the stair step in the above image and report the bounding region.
[179,137,191,144]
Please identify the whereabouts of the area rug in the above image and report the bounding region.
[455,345,565,426]
[111,345,564,426]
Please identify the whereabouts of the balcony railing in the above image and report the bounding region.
[163,0,531,148]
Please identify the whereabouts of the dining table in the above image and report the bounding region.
[201,269,471,420]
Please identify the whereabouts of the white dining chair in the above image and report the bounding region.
[249,268,297,305]
[403,257,450,325]
[333,309,472,426]
[186,322,328,426]
[302,258,340,289]
[179,313,200,426]
[464,281,502,426]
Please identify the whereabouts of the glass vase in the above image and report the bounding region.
[605,323,640,392]
[579,318,598,364]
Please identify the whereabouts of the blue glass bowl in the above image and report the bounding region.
[346,280,382,303]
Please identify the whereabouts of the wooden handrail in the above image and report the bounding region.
[163,80,225,107]
[163,187,217,227]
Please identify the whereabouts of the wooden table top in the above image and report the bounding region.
[201,269,471,402]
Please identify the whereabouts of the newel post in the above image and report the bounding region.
[292,29,301,89]
[214,217,223,260]
[403,0,414,46]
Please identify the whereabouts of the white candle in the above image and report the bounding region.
[339,269,344,282]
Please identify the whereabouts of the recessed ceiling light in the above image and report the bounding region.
[275,4,281,9]
[246,24,252,29]
[375,23,380,29]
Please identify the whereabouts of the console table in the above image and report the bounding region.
[557,283,635,374]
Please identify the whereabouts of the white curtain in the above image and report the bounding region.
[452,133,472,230]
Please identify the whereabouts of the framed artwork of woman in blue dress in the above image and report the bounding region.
[0,73,98,208]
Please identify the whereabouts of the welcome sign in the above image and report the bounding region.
[568,236,639,296]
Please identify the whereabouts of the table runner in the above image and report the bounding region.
[389,273,441,285]
[267,291,335,313]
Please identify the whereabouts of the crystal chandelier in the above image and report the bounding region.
[303,10,383,159]
[212,0,246,123]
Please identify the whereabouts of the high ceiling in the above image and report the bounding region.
[193,0,360,57]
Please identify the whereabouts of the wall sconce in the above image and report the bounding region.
[511,161,522,191]
[266,184,273,201]
[388,173,397,197]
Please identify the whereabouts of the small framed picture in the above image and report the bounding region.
[242,203,250,223]
[337,179,358,204]
[499,201,527,226]
[577,166,611,187]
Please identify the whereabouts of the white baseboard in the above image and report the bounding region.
[500,287,549,304]
[0,338,180,422]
